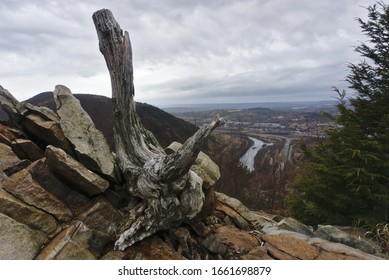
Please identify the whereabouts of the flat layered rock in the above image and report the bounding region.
[21,113,74,155]
[262,229,381,260]
[0,189,58,234]
[4,169,73,222]
[77,197,121,239]
[36,221,96,260]
[0,213,47,260]
[27,159,90,213]
[11,139,44,161]
[54,85,118,182]
[45,145,109,197]
[0,142,22,172]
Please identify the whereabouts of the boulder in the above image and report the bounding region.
[262,229,381,260]
[4,169,73,222]
[124,235,186,260]
[202,234,228,255]
[26,159,90,214]
[0,189,58,234]
[215,225,260,254]
[215,202,251,230]
[45,145,110,197]
[54,85,118,182]
[0,85,20,122]
[0,142,22,172]
[165,141,221,185]
[315,225,378,255]
[277,217,314,236]
[1,86,74,155]
[215,192,258,222]
[0,213,47,260]
[166,142,221,217]
[77,197,122,239]
[240,246,274,260]
[36,221,96,260]
[21,113,74,155]
[0,123,22,145]
[11,139,44,161]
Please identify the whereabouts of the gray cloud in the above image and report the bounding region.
[0,0,378,106]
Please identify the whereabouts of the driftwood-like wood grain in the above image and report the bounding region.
[93,9,224,250]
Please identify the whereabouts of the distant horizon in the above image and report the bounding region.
[24,90,339,109]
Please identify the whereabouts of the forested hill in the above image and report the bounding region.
[0,92,198,149]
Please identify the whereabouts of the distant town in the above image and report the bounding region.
[165,101,338,139]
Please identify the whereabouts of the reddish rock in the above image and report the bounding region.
[0,188,58,234]
[36,221,95,260]
[215,225,260,253]
[26,159,90,214]
[124,236,185,260]
[11,139,44,161]
[4,169,73,222]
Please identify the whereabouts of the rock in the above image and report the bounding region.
[26,159,90,214]
[4,169,73,222]
[45,145,110,197]
[11,139,44,161]
[0,189,58,234]
[0,123,22,145]
[0,142,22,172]
[0,212,47,260]
[202,234,228,255]
[1,86,74,154]
[100,249,127,260]
[36,221,96,260]
[240,246,274,260]
[215,225,260,254]
[166,142,221,186]
[125,236,186,260]
[54,85,118,182]
[277,217,314,236]
[215,202,251,230]
[215,192,257,222]
[262,229,381,260]
[0,85,20,122]
[3,159,31,176]
[21,113,74,155]
[308,236,382,260]
[188,219,210,238]
[315,225,378,255]
[77,197,121,238]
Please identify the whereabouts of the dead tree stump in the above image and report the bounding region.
[93,9,224,250]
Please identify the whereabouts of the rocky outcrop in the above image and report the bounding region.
[54,85,118,182]
[0,86,386,260]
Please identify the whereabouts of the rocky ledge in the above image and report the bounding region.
[0,86,386,260]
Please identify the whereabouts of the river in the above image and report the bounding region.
[239,136,268,172]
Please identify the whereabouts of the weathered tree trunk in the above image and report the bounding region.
[93,9,224,250]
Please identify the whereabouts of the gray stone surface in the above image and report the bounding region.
[0,213,47,260]
[54,85,118,182]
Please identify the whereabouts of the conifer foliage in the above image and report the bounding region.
[287,2,389,228]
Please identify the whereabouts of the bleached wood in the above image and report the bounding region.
[93,9,224,250]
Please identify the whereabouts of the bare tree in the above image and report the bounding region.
[92,9,223,250]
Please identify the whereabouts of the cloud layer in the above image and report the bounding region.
[0,0,377,105]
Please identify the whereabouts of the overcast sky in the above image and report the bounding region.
[0,0,378,106]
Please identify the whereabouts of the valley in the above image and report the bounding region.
[168,101,337,214]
